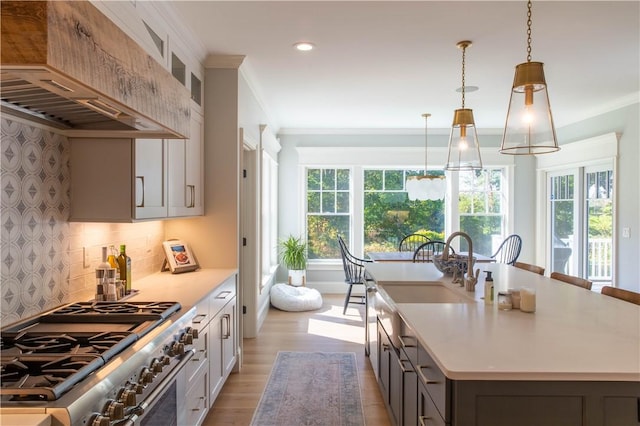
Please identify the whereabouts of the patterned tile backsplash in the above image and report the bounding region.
[1,117,166,327]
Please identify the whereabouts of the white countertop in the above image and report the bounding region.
[366,262,640,382]
[128,268,238,310]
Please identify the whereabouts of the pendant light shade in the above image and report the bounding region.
[406,113,446,201]
[445,41,482,171]
[501,1,559,155]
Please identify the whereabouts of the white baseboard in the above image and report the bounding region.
[301,281,365,296]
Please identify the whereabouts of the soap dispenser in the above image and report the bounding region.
[484,271,494,305]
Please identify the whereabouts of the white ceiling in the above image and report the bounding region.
[171,1,639,134]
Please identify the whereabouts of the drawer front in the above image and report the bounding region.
[210,276,236,317]
[419,380,446,426]
[398,322,418,367]
[192,297,210,330]
[417,344,448,421]
[185,367,208,426]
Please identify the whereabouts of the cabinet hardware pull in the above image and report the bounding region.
[136,176,145,207]
[192,314,207,324]
[398,358,413,373]
[187,184,195,208]
[419,415,433,426]
[417,365,438,384]
[399,335,416,348]
[216,290,232,299]
[222,314,231,339]
[382,343,390,352]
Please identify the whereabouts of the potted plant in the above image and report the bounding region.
[280,235,307,286]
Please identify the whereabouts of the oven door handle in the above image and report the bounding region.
[128,348,196,422]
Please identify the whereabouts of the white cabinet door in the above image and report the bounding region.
[168,109,203,217]
[221,297,236,376]
[70,138,167,222]
[134,138,167,219]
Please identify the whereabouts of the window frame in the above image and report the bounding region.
[298,146,515,263]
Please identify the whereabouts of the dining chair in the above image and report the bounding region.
[550,271,593,290]
[514,261,545,276]
[491,234,522,265]
[398,233,431,252]
[338,236,373,314]
[601,286,640,305]
[413,241,454,263]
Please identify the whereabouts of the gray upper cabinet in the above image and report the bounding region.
[70,138,168,222]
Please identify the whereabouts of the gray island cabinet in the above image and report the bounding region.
[366,262,640,426]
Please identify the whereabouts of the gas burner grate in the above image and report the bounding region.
[42,301,181,322]
[1,331,138,360]
[0,354,105,401]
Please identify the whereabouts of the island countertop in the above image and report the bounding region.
[365,262,640,382]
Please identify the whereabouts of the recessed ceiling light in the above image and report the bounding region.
[293,42,315,51]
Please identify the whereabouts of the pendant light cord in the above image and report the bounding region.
[422,113,430,176]
[461,45,466,108]
[526,0,532,62]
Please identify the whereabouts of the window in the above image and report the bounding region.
[547,166,613,284]
[538,133,617,289]
[306,168,351,260]
[297,146,515,262]
[458,168,506,256]
[262,152,278,280]
[363,168,445,252]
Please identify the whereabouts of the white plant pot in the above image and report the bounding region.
[288,269,306,287]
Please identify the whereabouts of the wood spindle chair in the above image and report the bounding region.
[398,233,431,252]
[338,236,373,314]
[601,286,640,305]
[491,234,522,265]
[514,262,545,275]
[550,271,593,290]
[413,241,453,263]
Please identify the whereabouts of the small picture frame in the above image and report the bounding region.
[162,239,199,274]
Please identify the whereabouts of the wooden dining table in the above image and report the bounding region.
[366,251,495,263]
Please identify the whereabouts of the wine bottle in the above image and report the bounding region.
[117,244,132,295]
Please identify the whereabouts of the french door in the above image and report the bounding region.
[547,164,614,288]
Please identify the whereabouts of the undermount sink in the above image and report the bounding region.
[380,284,475,304]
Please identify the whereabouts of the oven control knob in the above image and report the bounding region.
[168,341,185,356]
[187,326,199,339]
[140,367,154,384]
[161,355,171,366]
[89,414,110,426]
[180,332,193,345]
[150,358,163,373]
[132,382,145,394]
[118,388,137,406]
[105,399,125,420]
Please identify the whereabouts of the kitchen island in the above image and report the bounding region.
[365,262,640,426]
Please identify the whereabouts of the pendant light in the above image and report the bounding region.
[406,113,446,201]
[500,0,559,155]
[445,41,482,171]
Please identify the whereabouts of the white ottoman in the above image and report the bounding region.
[270,283,323,312]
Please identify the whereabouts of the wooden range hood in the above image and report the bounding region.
[1,1,190,138]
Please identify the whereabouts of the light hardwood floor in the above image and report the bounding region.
[202,294,392,426]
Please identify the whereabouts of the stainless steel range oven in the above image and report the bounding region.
[0,301,198,426]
